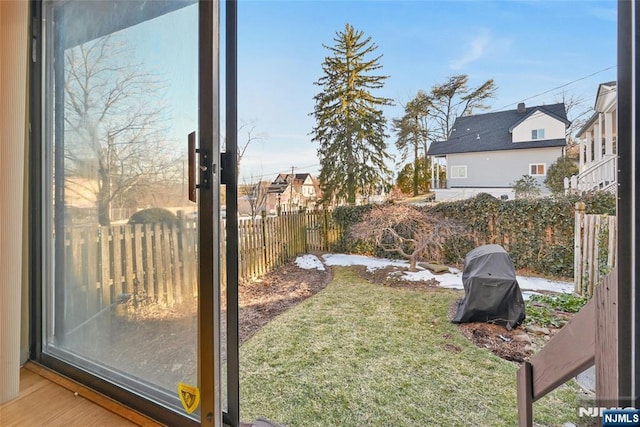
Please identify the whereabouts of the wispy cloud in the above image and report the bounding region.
[268,133,310,140]
[587,6,616,22]
[449,29,491,70]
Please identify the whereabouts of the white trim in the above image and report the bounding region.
[529,163,546,176]
[531,128,545,140]
[450,165,467,179]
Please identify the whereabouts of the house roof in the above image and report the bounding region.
[576,81,617,138]
[268,172,318,194]
[595,81,616,107]
[575,112,598,138]
[427,102,569,156]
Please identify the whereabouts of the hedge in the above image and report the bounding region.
[334,192,615,279]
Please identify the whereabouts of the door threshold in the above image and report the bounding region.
[23,361,164,427]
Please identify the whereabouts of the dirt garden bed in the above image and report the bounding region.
[236,260,333,345]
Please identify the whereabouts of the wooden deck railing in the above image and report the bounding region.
[517,268,618,426]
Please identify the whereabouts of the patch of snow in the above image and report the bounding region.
[320,253,574,294]
[322,254,407,271]
[295,254,325,271]
[401,270,435,281]
[427,271,465,289]
[516,276,574,294]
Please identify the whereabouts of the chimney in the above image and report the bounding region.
[517,102,526,113]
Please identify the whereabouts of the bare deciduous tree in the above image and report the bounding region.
[64,34,181,225]
[241,174,270,219]
[350,204,463,271]
[555,90,593,159]
[237,120,263,172]
[222,119,264,175]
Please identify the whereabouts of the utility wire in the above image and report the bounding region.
[239,163,321,183]
[241,71,616,183]
[490,65,617,113]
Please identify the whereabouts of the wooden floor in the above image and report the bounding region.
[0,363,160,427]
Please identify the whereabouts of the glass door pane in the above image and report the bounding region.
[41,1,216,421]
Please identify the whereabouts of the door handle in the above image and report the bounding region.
[188,132,197,202]
[188,131,210,202]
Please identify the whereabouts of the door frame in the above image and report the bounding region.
[28,1,221,425]
[617,0,639,407]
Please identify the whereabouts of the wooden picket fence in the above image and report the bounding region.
[63,210,341,328]
[229,210,341,283]
[574,203,617,296]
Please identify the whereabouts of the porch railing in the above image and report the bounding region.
[565,155,617,194]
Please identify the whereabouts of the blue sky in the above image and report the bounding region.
[230,0,617,183]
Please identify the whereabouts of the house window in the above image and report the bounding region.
[531,129,545,140]
[450,165,467,178]
[530,163,546,176]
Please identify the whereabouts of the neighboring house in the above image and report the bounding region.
[358,184,388,205]
[566,81,617,194]
[427,102,570,201]
[267,173,322,212]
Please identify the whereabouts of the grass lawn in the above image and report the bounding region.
[239,267,582,427]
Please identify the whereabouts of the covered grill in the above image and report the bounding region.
[451,244,526,330]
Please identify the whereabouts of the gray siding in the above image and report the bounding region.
[446,147,564,191]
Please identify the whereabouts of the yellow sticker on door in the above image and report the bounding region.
[178,382,200,414]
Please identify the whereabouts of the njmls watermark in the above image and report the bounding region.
[579,407,639,417]
[578,407,640,426]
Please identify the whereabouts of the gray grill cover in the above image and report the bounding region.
[451,244,525,330]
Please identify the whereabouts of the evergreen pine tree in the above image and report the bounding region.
[311,23,394,205]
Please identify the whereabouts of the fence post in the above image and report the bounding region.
[596,269,619,408]
[574,202,586,294]
[323,209,329,251]
[589,216,602,296]
[261,210,268,270]
[517,361,533,427]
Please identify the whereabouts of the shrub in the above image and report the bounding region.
[421,192,615,278]
[129,208,177,225]
[333,205,373,229]
[441,235,476,265]
[333,191,615,277]
[332,205,375,253]
[525,294,589,328]
[512,174,541,199]
[545,156,579,194]
[350,204,464,271]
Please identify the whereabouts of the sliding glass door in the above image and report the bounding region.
[36,1,221,424]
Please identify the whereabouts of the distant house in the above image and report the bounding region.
[427,102,570,201]
[566,81,617,194]
[266,173,321,212]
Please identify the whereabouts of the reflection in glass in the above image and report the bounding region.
[44,1,199,416]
